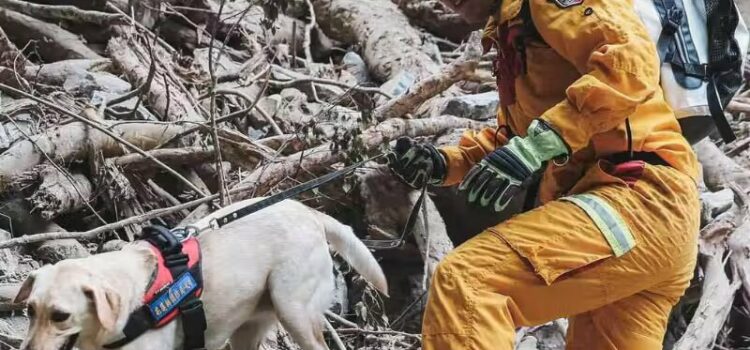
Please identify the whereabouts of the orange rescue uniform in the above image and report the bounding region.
[422,0,701,348]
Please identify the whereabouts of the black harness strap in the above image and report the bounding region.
[61,333,79,350]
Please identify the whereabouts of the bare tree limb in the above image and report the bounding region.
[0,0,122,26]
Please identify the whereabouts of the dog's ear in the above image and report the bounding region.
[14,271,36,303]
[83,284,120,331]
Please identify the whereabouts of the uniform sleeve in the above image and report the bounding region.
[530,0,661,152]
[440,127,510,186]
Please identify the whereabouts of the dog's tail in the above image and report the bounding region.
[316,212,389,296]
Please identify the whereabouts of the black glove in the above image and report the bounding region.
[388,137,447,189]
[458,120,568,212]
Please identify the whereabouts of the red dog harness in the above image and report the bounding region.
[104,226,206,350]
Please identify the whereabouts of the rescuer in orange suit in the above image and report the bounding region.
[387,0,701,348]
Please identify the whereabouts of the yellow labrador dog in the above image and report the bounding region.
[15,199,388,350]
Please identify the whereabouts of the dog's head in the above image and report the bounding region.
[15,261,121,350]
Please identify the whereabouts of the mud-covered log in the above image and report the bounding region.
[0,9,102,62]
[374,31,481,121]
[24,58,112,86]
[25,165,93,221]
[107,31,203,122]
[0,0,121,26]
[694,139,750,191]
[673,254,740,350]
[0,121,187,193]
[394,0,476,42]
[113,147,216,171]
[314,0,440,82]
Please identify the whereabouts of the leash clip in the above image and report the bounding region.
[180,218,219,239]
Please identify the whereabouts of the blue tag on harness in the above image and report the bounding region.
[148,272,198,321]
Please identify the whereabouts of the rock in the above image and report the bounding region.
[524,322,566,350]
[516,335,539,350]
[101,239,127,253]
[33,239,90,264]
[700,188,735,225]
[438,92,499,120]
[0,113,36,152]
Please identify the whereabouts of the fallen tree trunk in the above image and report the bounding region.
[694,138,750,191]
[394,0,476,43]
[0,9,102,62]
[0,121,187,193]
[374,31,481,121]
[0,0,122,26]
[24,58,112,86]
[313,0,440,82]
[112,146,216,171]
[673,254,740,350]
[25,165,93,221]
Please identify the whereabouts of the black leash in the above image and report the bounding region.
[212,154,386,229]
[207,152,427,250]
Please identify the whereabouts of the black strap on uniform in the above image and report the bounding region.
[704,0,742,143]
[104,226,206,350]
[214,154,385,228]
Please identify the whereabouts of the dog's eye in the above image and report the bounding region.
[50,311,70,322]
[26,305,35,318]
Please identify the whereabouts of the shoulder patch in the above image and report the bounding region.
[551,0,583,8]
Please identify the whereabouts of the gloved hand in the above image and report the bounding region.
[459,120,569,212]
[388,137,447,189]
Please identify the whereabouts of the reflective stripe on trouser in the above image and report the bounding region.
[421,163,700,350]
[561,193,636,257]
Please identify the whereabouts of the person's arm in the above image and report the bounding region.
[530,0,661,152]
[440,127,510,186]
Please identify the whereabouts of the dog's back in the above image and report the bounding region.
[194,199,387,350]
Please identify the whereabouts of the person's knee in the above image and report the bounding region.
[430,253,462,294]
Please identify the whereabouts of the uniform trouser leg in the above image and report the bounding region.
[421,163,700,350]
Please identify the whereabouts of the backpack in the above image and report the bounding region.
[634,0,750,144]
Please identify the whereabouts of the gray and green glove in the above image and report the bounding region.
[459,120,569,212]
[388,137,447,189]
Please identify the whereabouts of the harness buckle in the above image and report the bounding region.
[663,7,683,36]
[164,253,189,268]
